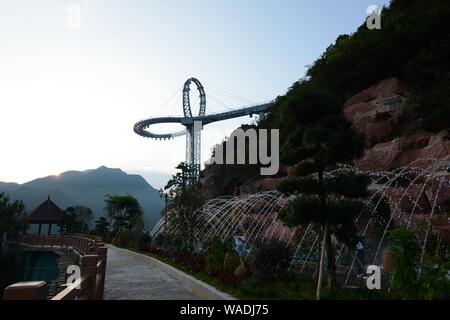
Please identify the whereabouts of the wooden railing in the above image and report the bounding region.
[3,234,107,300]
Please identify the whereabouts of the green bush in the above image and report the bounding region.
[387,227,450,300]
[417,256,450,300]
[136,233,152,252]
[114,229,135,249]
[247,238,292,281]
[205,236,234,274]
[239,275,316,300]
[388,227,420,299]
[152,233,165,249]
[416,234,450,300]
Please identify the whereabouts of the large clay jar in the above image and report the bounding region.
[224,252,240,274]
[233,264,249,279]
[383,247,395,272]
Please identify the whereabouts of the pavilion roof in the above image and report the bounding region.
[26,196,63,223]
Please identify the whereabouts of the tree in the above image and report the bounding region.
[274,82,369,299]
[383,227,450,300]
[59,207,79,235]
[75,206,94,231]
[164,163,205,253]
[103,195,144,243]
[59,206,93,235]
[0,193,27,256]
[94,217,109,240]
[278,174,369,296]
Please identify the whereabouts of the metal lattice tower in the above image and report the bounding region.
[134,78,274,182]
[182,78,205,181]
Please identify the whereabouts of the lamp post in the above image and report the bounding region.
[159,188,168,237]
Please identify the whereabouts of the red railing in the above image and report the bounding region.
[3,234,107,300]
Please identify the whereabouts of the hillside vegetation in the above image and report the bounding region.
[266,0,450,159]
[202,0,450,196]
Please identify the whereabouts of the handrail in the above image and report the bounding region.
[4,234,107,300]
[19,234,102,256]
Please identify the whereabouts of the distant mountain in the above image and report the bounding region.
[126,170,172,190]
[0,182,21,191]
[0,166,164,229]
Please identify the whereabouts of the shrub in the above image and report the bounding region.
[136,232,152,252]
[387,227,450,300]
[247,238,292,281]
[417,256,450,300]
[114,229,135,248]
[388,227,419,299]
[152,233,165,249]
[205,236,234,274]
[416,234,450,300]
[239,275,315,300]
[173,251,205,272]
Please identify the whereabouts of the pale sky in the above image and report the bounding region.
[0,0,390,185]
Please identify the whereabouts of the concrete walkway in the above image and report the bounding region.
[104,245,202,300]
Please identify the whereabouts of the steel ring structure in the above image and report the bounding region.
[134,77,274,181]
[183,77,206,118]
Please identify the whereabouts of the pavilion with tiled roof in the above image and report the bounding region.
[26,196,63,235]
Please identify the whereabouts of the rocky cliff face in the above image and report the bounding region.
[343,78,412,148]
[354,131,450,172]
[344,78,449,235]
[343,78,450,172]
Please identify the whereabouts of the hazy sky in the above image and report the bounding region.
[0,0,390,185]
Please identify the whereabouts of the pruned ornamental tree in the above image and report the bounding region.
[164,162,205,253]
[274,81,369,299]
[59,206,93,235]
[94,217,109,240]
[104,195,144,243]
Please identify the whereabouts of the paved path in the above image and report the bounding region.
[104,245,201,300]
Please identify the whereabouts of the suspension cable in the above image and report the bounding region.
[207,91,235,113]
[203,81,255,105]
[155,86,182,115]
[168,91,181,117]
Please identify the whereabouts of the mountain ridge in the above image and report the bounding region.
[0,166,164,229]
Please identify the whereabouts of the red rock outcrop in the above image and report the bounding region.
[430,178,450,212]
[387,185,432,217]
[354,130,450,172]
[343,78,449,236]
[373,182,449,236]
[343,78,412,148]
[343,78,450,172]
